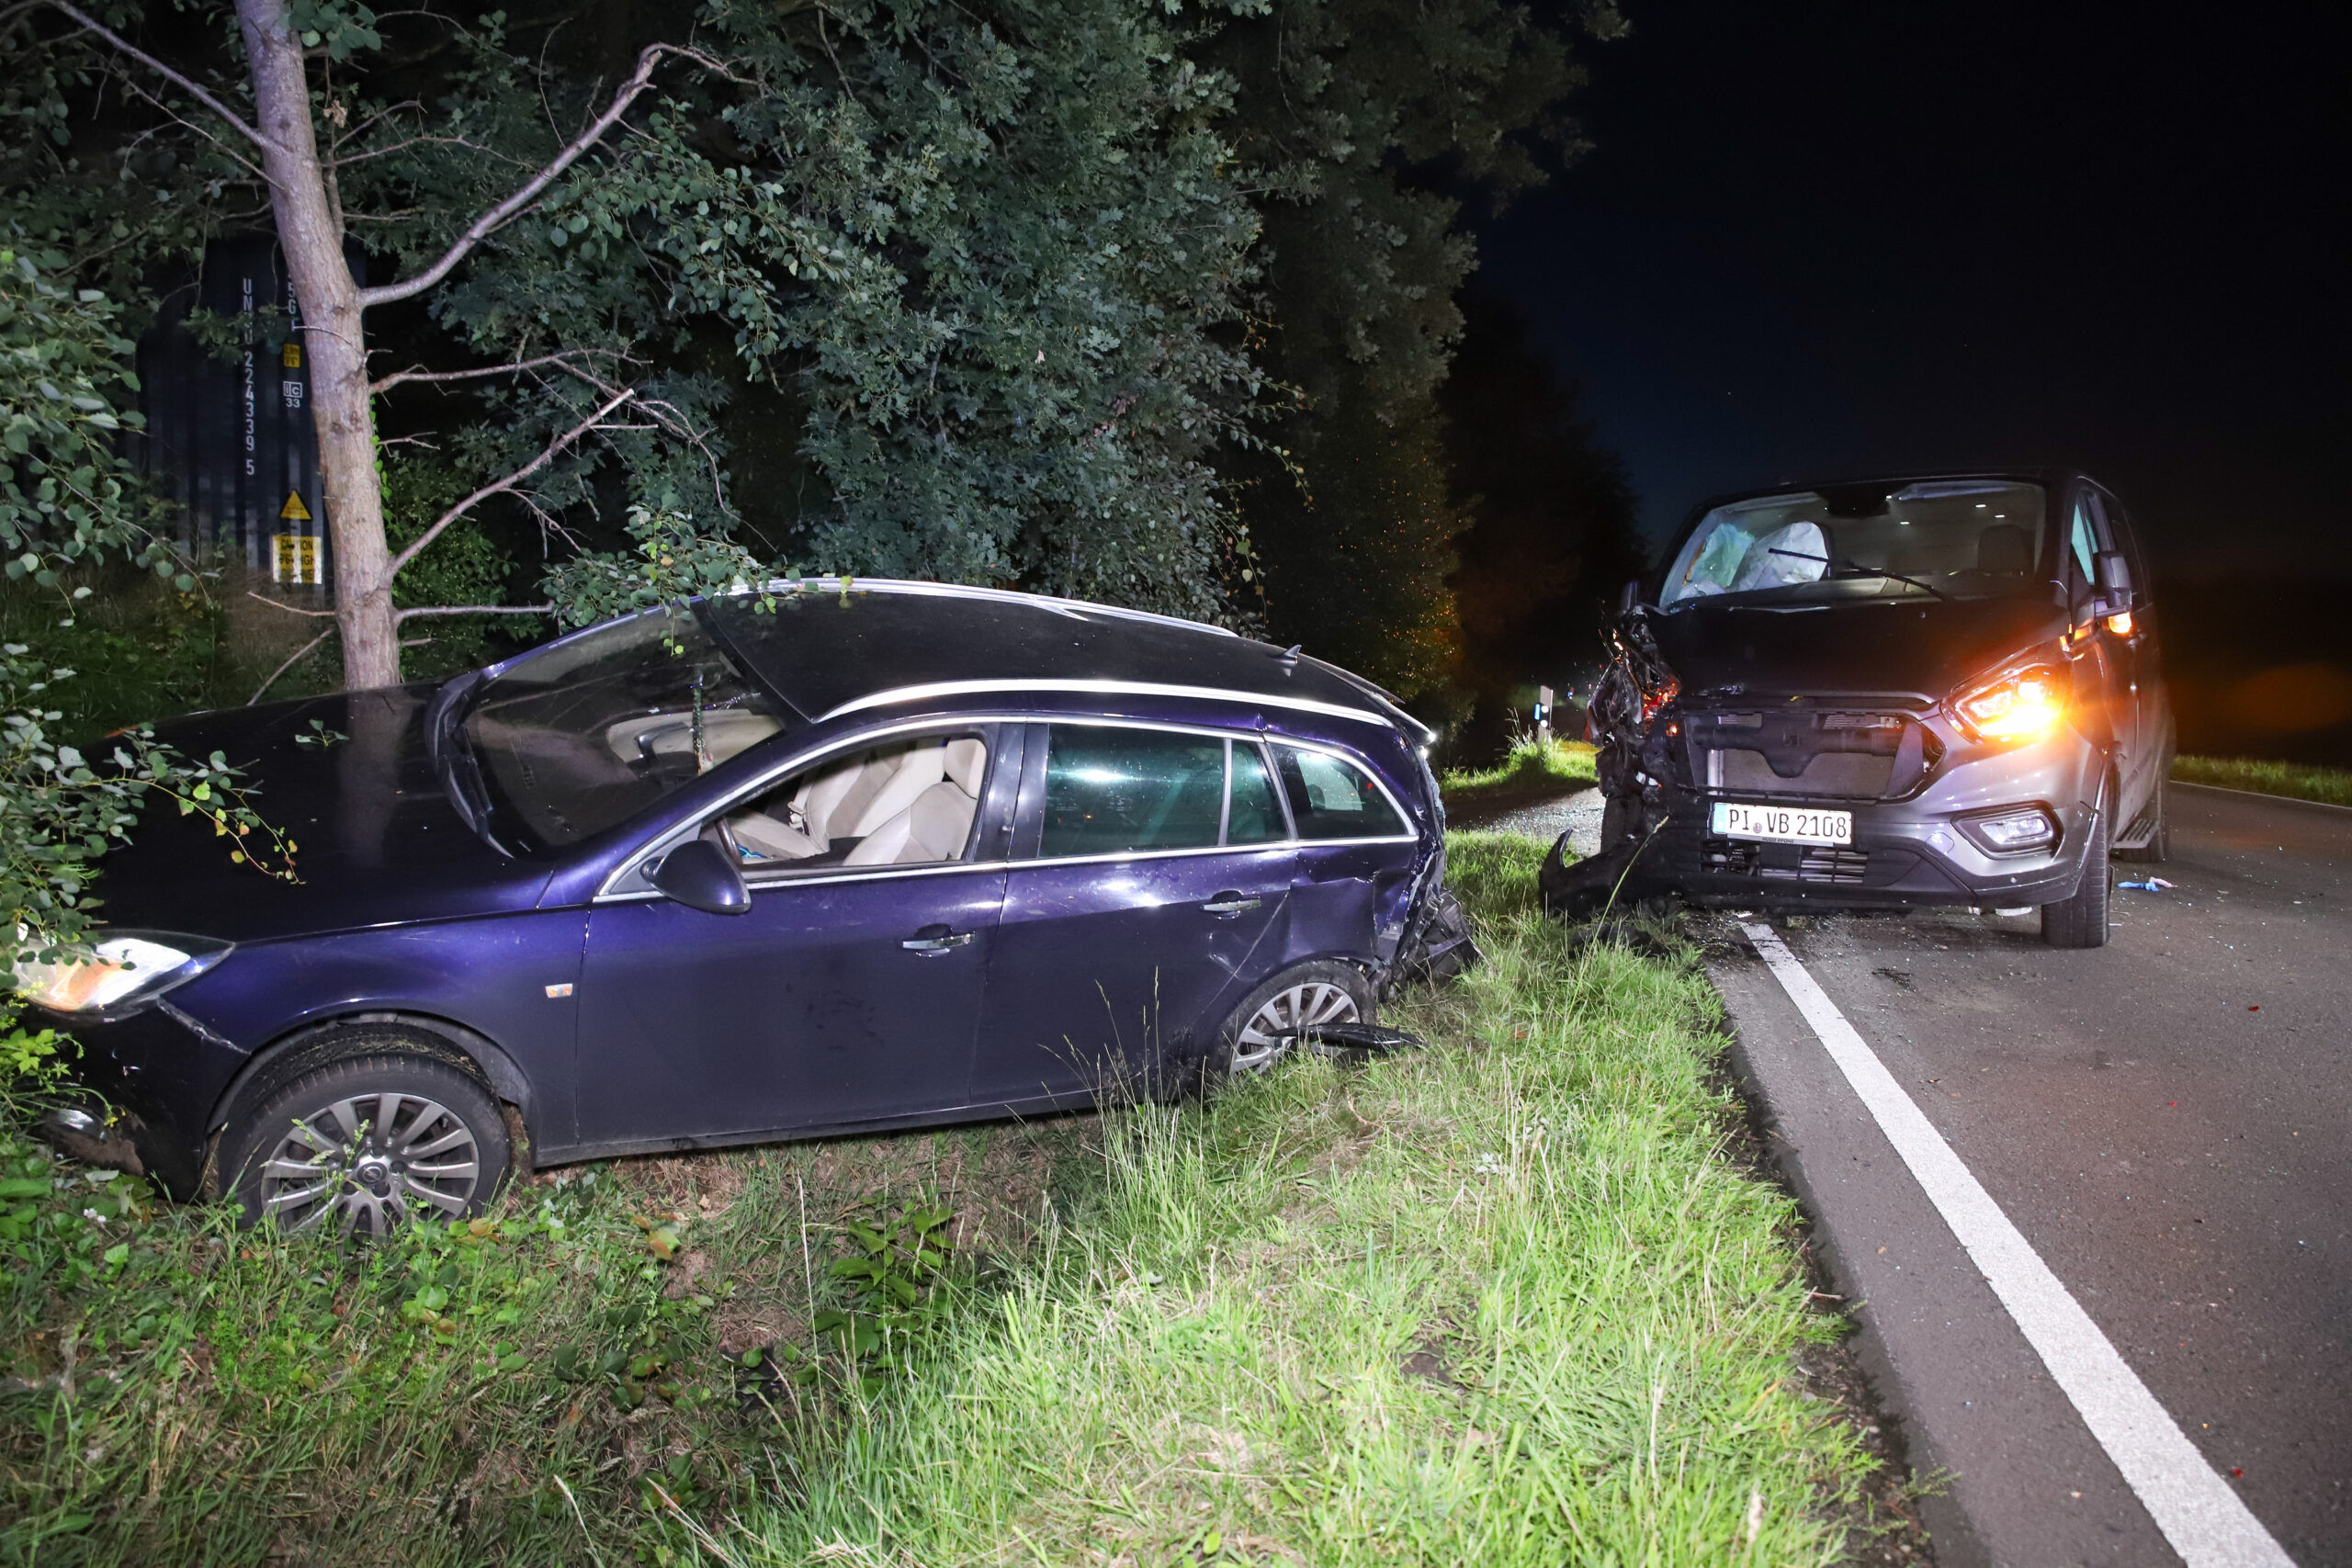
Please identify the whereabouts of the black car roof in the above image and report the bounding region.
[692,579,1419,735]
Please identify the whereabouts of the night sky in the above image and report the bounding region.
[1476,0,2349,582]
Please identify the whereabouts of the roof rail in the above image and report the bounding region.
[741,577,1240,638]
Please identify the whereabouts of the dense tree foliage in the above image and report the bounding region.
[1441,290,1643,757]
[0,0,1635,949]
[2,0,1284,686]
[1203,0,1625,701]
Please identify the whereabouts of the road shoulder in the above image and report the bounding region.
[1706,919,2180,1568]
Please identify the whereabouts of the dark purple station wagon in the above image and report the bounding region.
[25,581,1465,1233]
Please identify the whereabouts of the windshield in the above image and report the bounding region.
[1660,479,2048,608]
[460,608,786,851]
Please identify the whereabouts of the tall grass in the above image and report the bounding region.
[721,834,1876,1565]
[1441,738,1599,805]
[0,835,1885,1564]
[2171,755,2352,808]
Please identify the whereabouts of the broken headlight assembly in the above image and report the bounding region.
[14,931,233,1017]
[1951,665,2065,746]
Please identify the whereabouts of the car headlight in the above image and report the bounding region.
[1959,807,2059,854]
[1953,667,2065,744]
[13,931,233,1016]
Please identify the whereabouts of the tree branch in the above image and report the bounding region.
[117,75,273,189]
[247,628,334,705]
[389,389,635,576]
[43,0,274,152]
[371,349,625,396]
[395,604,553,622]
[327,131,526,171]
[246,591,337,618]
[356,41,727,310]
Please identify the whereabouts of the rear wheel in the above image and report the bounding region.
[222,1048,509,1234]
[2041,789,2113,949]
[1213,962,1375,1081]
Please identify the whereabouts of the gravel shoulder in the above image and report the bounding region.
[1447,784,1604,855]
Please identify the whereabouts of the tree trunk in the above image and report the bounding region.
[235,0,401,690]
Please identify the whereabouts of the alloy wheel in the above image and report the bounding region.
[1230,980,1362,1075]
[254,1091,484,1235]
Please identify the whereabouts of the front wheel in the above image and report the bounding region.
[1213,962,1376,1081]
[2041,792,2113,949]
[222,1048,510,1234]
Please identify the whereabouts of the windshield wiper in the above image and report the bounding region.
[1766,547,1951,603]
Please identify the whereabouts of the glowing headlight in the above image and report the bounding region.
[1954,668,2064,744]
[13,931,232,1015]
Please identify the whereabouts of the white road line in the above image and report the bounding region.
[1740,921,2296,1568]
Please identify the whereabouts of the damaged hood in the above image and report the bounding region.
[94,683,553,943]
[1647,593,2068,705]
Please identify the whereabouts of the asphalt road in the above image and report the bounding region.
[1709,783,2351,1566]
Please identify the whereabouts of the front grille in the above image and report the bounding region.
[1713,749,1895,797]
[1686,706,1939,800]
[1702,839,1871,885]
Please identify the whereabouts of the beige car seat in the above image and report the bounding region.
[731,736,988,864]
[843,742,949,839]
[843,738,989,866]
[729,807,824,860]
[943,737,986,795]
[844,780,980,865]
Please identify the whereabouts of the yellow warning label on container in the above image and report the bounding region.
[272,534,321,585]
[279,491,311,521]
[281,342,302,369]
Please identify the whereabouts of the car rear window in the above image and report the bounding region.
[1040,727,1227,857]
[461,609,786,850]
[1273,745,1408,841]
[1227,742,1286,845]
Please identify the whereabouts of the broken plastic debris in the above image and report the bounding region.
[2117,876,2176,892]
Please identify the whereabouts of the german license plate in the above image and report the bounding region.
[1710,802,1852,845]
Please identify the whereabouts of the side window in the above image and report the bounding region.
[2098,489,2151,594]
[1227,741,1287,845]
[1273,745,1408,841]
[1039,727,1224,858]
[2068,494,2103,583]
[722,732,989,874]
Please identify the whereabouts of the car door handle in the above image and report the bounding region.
[901,926,975,954]
[1202,893,1262,916]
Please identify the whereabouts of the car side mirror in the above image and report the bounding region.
[650,838,751,916]
[2091,550,2135,616]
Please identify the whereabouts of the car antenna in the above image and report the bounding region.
[1275,644,1302,667]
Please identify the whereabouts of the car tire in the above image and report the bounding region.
[221,1046,510,1234]
[2113,775,2170,863]
[2041,789,2113,949]
[1210,961,1377,1084]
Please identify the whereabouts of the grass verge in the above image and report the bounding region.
[2171,754,2352,808]
[1,833,1891,1565]
[1442,739,1599,814]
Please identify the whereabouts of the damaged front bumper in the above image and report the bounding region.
[32,1000,239,1199]
[1549,702,2109,915]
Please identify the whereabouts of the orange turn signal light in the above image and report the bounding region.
[2104,610,2135,637]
